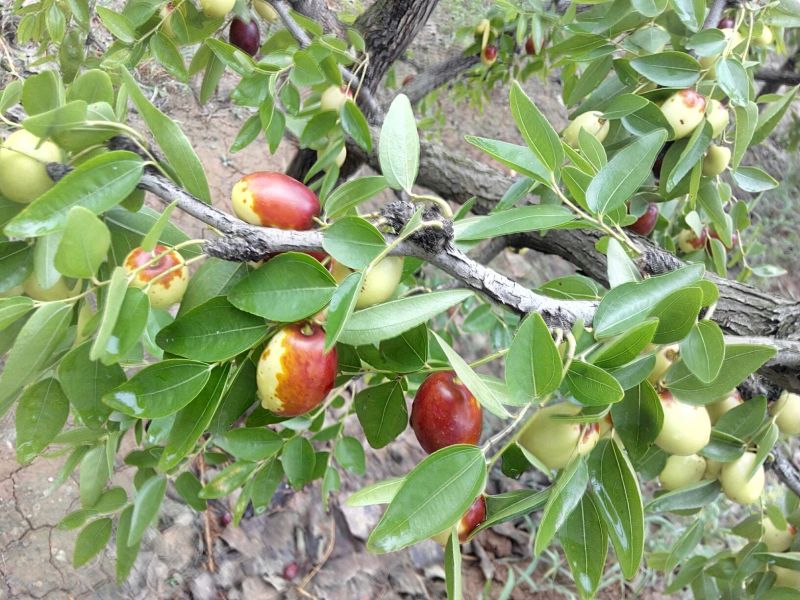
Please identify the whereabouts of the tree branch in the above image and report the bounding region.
[755,69,800,88]
[401,53,480,104]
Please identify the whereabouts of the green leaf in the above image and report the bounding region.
[0,242,33,292]
[505,312,562,404]
[177,258,247,317]
[433,331,510,418]
[535,458,589,555]
[322,217,386,269]
[591,320,658,368]
[665,344,776,404]
[566,361,625,406]
[716,57,750,107]
[115,506,142,584]
[227,252,336,322]
[158,365,231,471]
[585,129,667,215]
[120,69,210,202]
[15,378,69,464]
[4,151,144,238]
[324,271,363,352]
[282,437,315,489]
[156,297,265,362]
[324,176,388,218]
[150,32,187,82]
[21,70,63,116]
[464,136,551,184]
[103,360,212,418]
[587,438,644,580]
[733,102,758,170]
[714,396,767,440]
[96,287,149,365]
[509,81,563,176]
[73,518,112,567]
[127,475,167,546]
[174,472,206,511]
[731,166,779,193]
[367,445,486,553]
[477,489,550,532]
[561,494,608,600]
[354,380,408,449]
[629,52,701,87]
[379,94,419,192]
[347,477,405,507]
[648,286,703,344]
[96,6,135,42]
[593,264,704,338]
[606,237,639,288]
[79,446,109,508]
[665,122,712,193]
[680,320,725,383]
[444,524,462,600]
[753,85,798,145]
[335,436,366,475]
[664,520,705,573]
[453,205,576,242]
[341,99,371,152]
[215,427,283,462]
[0,296,34,331]
[645,479,721,513]
[611,381,663,460]
[89,266,129,362]
[0,302,72,415]
[54,206,110,277]
[339,290,471,346]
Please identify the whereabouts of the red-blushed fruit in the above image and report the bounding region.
[481,44,497,66]
[410,371,482,454]
[717,16,735,29]
[231,172,320,229]
[525,37,539,55]
[628,203,659,236]
[655,390,711,455]
[122,245,189,309]
[708,228,739,250]
[676,228,708,253]
[257,323,338,417]
[229,17,260,56]
[660,89,707,139]
[431,496,486,545]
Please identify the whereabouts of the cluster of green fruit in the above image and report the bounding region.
[473,18,544,67]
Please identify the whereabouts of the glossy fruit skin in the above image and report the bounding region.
[717,17,735,29]
[257,323,338,417]
[481,44,497,66]
[199,0,235,18]
[774,391,800,435]
[763,517,796,552]
[254,0,278,21]
[753,25,773,47]
[676,228,708,253]
[0,130,63,204]
[22,275,80,301]
[331,256,404,309]
[628,203,658,236]
[334,146,347,168]
[647,344,678,386]
[652,144,670,180]
[773,565,800,588]
[702,145,731,177]
[563,111,609,148]
[706,390,742,424]
[720,452,765,504]
[707,99,730,138]
[708,228,739,250]
[432,495,486,545]
[232,172,320,229]
[660,89,706,139]
[320,86,349,112]
[410,371,482,454]
[123,245,189,309]
[229,17,260,56]
[655,390,711,455]
[659,454,706,491]
[519,403,600,470]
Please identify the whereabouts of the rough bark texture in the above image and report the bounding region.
[402,53,481,104]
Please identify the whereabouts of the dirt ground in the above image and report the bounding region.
[1,1,799,598]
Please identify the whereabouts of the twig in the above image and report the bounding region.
[296,517,337,596]
[767,449,800,499]
[702,0,727,30]
[197,453,216,573]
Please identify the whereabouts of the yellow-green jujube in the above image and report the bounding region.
[655,390,711,455]
[706,390,742,424]
[22,274,81,301]
[773,565,800,588]
[774,391,800,435]
[647,344,679,386]
[720,452,765,505]
[562,111,609,148]
[254,0,278,21]
[702,145,731,177]
[707,99,730,138]
[659,454,706,491]
[199,0,235,19]
[0,130,63,204]
[332,257,404,309]
[518,403,600,470]
[763,516,796,552]
[660,89,707,139]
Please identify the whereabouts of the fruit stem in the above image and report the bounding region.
[409,193,454,218]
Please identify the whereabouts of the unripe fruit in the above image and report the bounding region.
[676,228,708,253]
[763,517,796,552]
[628,203,659,236]
[655,390,711,456]
[22,275,80,301]
[647,344,679,386]
[707,99,730,138]
[0,130,63,204]
[254,0,278,21]
[331,256,404,309]
[123,245,189,309]
[475,19,490,36]
[410,371,482,454]
[231,172,320,229]
[481,44,497,66]
[229,17,260,56]
[199,0,235,19]
[660,89,707,139]
[320,85,349,112]
[702,145,731,177]
[519,403,600,470]
[431,496,486,545]
[720,453,765,505]
[773,565,800,588]
[257,323,338,417]
[705,459,722,479]
[659,454,706,491]
[774,391,800,435]
[753,25,774,47]
[563,111,609,148]
[706,390,742,424]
